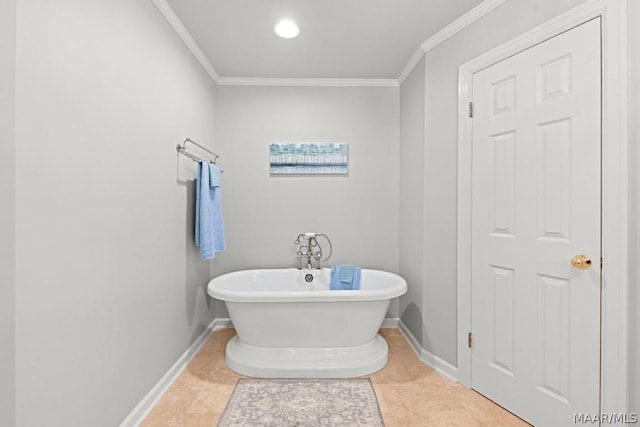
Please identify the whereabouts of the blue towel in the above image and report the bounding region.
[340,264,355,283]
[208,163,220,187]
[330,265,361,290]
[195,162,225,260]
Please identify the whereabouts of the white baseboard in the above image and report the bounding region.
[121,316,457,426]
[119,318,233,427]
[381,317,399,328]
[398,320,458,382]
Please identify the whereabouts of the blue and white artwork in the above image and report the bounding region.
[269,143,348,175]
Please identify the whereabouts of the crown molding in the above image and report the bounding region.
[398,47,426,86]
[151,0,220,83]
[217,77,399,88]
[398,0,508,85]
[153,0,507,87]
[151,0,396,88]
[421,0,508,52]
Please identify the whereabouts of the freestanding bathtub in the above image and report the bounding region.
[207,267,407,378]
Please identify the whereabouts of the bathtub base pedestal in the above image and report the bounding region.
[225,334,389,378]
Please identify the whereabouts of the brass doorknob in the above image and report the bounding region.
[571,254,592,269]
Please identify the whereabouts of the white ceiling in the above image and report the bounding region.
[164,0,485,80]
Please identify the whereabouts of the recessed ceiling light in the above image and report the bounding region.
[274,20,299,39]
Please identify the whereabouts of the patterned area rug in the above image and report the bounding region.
[217,378,385,427]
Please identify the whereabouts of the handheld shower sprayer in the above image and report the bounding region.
[294,232,320,242]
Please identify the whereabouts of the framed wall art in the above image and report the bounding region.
[269,143,349,176]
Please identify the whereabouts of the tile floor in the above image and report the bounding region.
[142,328,529,426]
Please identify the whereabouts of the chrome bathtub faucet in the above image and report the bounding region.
[294,232,333,269]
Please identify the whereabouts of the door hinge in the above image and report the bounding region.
[600,257,603,269]
[468,101,474,118]
[468,332,473,348]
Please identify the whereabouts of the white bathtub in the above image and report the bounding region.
[207,267,407,378]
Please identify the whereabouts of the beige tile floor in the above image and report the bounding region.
[142,328,529,426]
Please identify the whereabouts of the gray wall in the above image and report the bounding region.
[214,85,400,318]
[397,0,592,366]
[399,57,425,345]
[13,0,218,425]
[0,0,16,425]
[629,0,640,415]
[5,0,636,424]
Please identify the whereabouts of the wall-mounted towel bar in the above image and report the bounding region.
[176,138,222,171]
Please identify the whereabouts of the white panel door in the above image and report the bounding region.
[471,19,601,426]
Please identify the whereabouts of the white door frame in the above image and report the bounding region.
[457,0,629,416]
